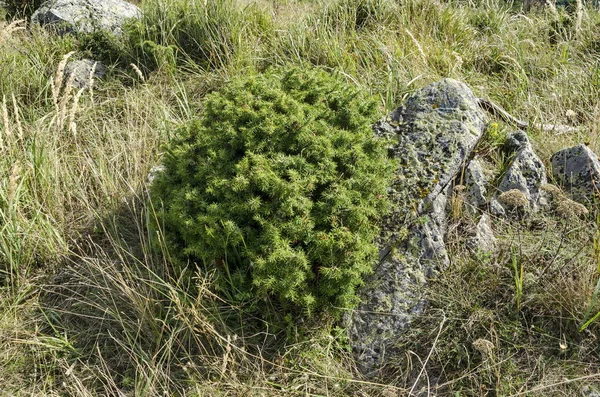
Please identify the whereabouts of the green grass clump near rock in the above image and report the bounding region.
[151,66,395,315]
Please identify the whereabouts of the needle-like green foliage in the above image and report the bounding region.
[151,66,395,315]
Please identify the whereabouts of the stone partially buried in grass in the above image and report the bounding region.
[467,213,496,253]
[349,78,486,375]
[31,0,141,36]
[490,130,547,217]
[551,144,600,205]
[64,59,107,90]
[463,158,489,211]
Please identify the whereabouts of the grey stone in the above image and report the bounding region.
[147,165,165,186]
[64,59,106,89]
[467,213,496,253]
[463,158,488,211]
[32,0,141,36]
[489,197,506,217]
[350,78,486,375]
[494,130,547,214]
[524,0,549,10]
[551,144,600,205]
[582,385,600,397]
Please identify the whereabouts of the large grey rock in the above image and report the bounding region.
[349,79,486,375]
[64,59,107,89]
[491,131,547,216]
[551,144,600,205]
[32,0,141,36]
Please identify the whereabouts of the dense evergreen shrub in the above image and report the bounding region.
[151,67,395,315]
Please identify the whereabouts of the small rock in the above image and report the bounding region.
[551,144,600,205]
[491,131,547,217]
[462,158,488,211]
[64,59,107,90]
[524,0,543,9]
[498,131,547,208]
[32,0,142,36]
[147,165,166,185]
[468,213,496,253]
[582,385,600,397]
[489,198,506,217]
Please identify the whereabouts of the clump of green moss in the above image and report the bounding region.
[151,66,395,315]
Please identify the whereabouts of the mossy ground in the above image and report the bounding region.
[1,0,600,395]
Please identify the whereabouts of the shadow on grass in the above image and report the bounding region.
[37,192,288,394]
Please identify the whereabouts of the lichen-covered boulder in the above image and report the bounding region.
[551,144,600,205]
[490,131,547,216]
[64,59,106,89]
[349,78,486,374]
[31,0,141,36]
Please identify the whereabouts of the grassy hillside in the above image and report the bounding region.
[1,0,600,395]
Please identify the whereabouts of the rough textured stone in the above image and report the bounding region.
[32,0,141,36]
[551,144,600,205]
[582,385,600,397]
[500,131,547,205]
[147,165,165,186]
[64,59,106,89]
[491,131,547,216]
[463,158,488,211]
[467,213,496,253]
[349,78,486,375]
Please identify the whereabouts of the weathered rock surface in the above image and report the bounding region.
[551,144,600,205]
[32,0,141,36]
[349,78,486,374]
[462,158,488,211]
[490,131,547,216]
[64,58,106,89]
[147,165,166,186]
[467,213,496,253]
[582,385,600,397]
